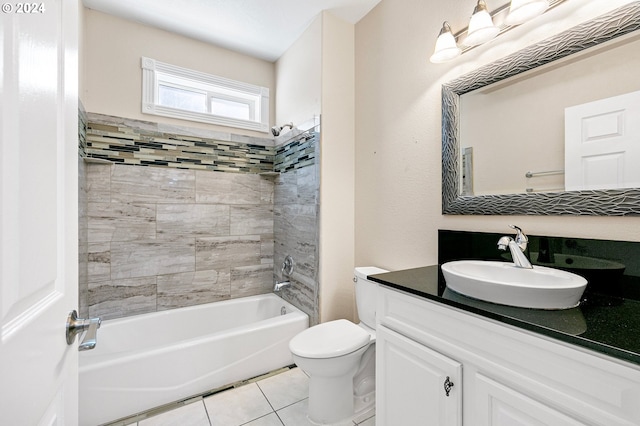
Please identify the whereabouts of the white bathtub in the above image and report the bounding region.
[79,294,308,425]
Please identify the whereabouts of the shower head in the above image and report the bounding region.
[271,122,293,137]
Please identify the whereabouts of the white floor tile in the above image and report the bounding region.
[257,367,309,410]
[204,383,273,426]
[275,399,314,426]
[243,412,284,426]
[138,401,210,426]
[276,399,355,426]
[131,368,372,426]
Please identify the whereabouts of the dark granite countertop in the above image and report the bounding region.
[369,265,640,367]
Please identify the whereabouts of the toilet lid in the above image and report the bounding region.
[290,319,371,359]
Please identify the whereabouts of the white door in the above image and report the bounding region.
[376,325,462,426]
[1,1,79,425]
[565,90,640,191]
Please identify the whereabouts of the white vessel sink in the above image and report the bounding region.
[441,260,588,309]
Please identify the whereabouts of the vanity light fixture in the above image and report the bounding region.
[465,0,500,46]
[429,0,565,64]
[504,0,550,26]
[430,22,462,63]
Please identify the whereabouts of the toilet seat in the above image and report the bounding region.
[289,319,371,359]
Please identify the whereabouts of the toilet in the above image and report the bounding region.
[289,266,388,425]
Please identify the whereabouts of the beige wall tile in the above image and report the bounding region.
[157,269,231,310]
[86,163,111,202]
[230,205,274,235]
[88,276,157,320]
[196,236,261,270]
[88,202,156,243]
[196,171,262,204]
[230,264,274,298]
[111,164,195,204]
[88,242,111,283]
[111,238,195,280]
[157,204,229,237]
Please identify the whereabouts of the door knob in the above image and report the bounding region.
[66,310,101,351]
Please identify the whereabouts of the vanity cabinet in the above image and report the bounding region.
[376,286,640,426]
[377,325,461,425]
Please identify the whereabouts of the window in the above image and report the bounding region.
[141,57,269,132]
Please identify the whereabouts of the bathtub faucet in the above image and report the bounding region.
[274,281,291,292]
[274,255,294,292]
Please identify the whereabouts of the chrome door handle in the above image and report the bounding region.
[66,310,101,351]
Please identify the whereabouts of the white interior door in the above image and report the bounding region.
[1,1,79,424]
[565,90,640,191]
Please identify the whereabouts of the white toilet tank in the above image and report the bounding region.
[354,266,388,328]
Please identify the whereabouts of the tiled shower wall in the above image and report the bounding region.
[84,163,275,320]
[273,153,320,325]
[78,113,320,323]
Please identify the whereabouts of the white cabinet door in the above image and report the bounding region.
[0,1,79,424]
[474,373,587,426]
[376,325,462,426]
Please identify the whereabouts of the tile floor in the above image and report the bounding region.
[121,367,375,426]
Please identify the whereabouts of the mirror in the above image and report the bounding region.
[442,2,640,215]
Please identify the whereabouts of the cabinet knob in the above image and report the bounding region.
[444,376,454,397]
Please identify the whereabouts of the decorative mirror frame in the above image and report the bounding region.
[442,2,640,216]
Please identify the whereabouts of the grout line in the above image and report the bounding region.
[237,412,283,426]
[255,380,276,413]
[201,399,213,426]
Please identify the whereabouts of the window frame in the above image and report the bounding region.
[141,57,269,132]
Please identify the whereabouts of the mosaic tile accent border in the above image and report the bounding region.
[80,113,318,174]
[275,131,318,173]
[85,118,274,173]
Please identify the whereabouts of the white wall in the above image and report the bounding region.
[354,0,640,272]
[275,17,322,127]
[318,12,356,322]
[82,9,275,137]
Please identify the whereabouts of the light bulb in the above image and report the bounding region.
[465,0,500,46]
[430,22,461,63]
[505,0,550,26]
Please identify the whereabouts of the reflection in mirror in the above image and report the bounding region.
[442,2,640,215]
[460,34,640,196]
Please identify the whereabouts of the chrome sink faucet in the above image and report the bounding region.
[497,225,533,269]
